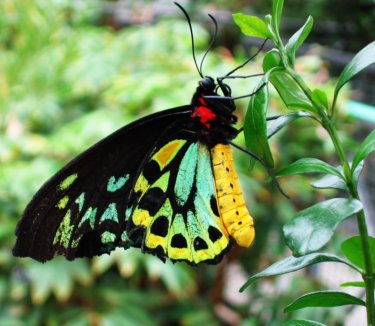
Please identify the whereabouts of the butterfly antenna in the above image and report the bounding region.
[229,141,290,199]
[224,38,268,77]
[199,13,218,76]
[175,2,203,78]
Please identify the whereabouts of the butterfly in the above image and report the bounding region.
[12,4,261,266]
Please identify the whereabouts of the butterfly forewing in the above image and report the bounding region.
[13,107,192,262]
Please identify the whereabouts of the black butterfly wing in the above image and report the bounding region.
[13,106,192,262]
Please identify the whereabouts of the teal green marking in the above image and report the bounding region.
[75,193,85,212]
[53,210,74,248]
[174,142,198,206]
[187,209,211,248]
[107,174,130,192]
[56,196,69,210]
[125,205,133,220]
[59,173,78,191]
[196,144,216,198]
[121,231,129,242]
[101,231,116,243]
[79,207,97,229]
[193,144,216,229]
[100,203,118,223]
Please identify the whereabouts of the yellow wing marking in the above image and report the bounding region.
[153,139,186,169]
[211,144,255,248]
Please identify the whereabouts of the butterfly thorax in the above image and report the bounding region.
[190,76,239,146]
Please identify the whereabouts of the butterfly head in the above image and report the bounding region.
[190,77,238,146]
[199,76,215,92]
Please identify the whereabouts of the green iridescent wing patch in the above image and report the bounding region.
[127,133,231,265]
[13,107,192,262]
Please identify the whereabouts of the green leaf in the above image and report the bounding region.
[267,112,312,138]
[267,70,315,112]
[286,16,313,66]
[272,0,284,29]
[282,320,326,326]
[263,49,283,71]
[276,158,343,178]
[240,253,353,292]
[341,281,366,288]
[352,129,375,172]
[284,198,363,256]
[233,13,272,39]
[341,235,375,270]
[333,42,375,110]
[244,84,274,169]
[311,88,328,111]
[311,173,347,190]
[284,291,365,312]
[311,162,363,190]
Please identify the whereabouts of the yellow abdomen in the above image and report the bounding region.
[211,144,255,247]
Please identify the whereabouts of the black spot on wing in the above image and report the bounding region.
[138,187,166,216]
[171,233,187,248]
[208,226,223,242]
[143,160,161,184]
[150,216,169,237]
[193,237,208,251]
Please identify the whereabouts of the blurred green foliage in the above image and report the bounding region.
[0,0,361,325]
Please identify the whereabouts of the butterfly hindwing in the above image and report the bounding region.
[13,107,192,262]
[127,130,232,265]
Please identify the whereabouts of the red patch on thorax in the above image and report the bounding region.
[192,97,216,128]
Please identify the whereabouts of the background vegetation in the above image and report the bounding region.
[1,0,374,325]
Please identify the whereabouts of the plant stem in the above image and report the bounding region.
[324,118,375,325]
[286,66,375,325]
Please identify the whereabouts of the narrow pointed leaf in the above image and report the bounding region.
[352,129,375,172]
[311,173,347,190]
[311,162,363,190]
[267,70,315,112]
[282,320,326,326]
[333,42,375,110]
[286,16,313,66]
[341,281,366,288]
[341,235,375,270]
[272,0,284,29]
[244,84,274,169]
[276,158,343,178]
[284,291,365,313]
[233,14,272,39]
[240,253,354,292]
[284,198,363,256]
[311,88,328,111]
[267,112,312,138]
